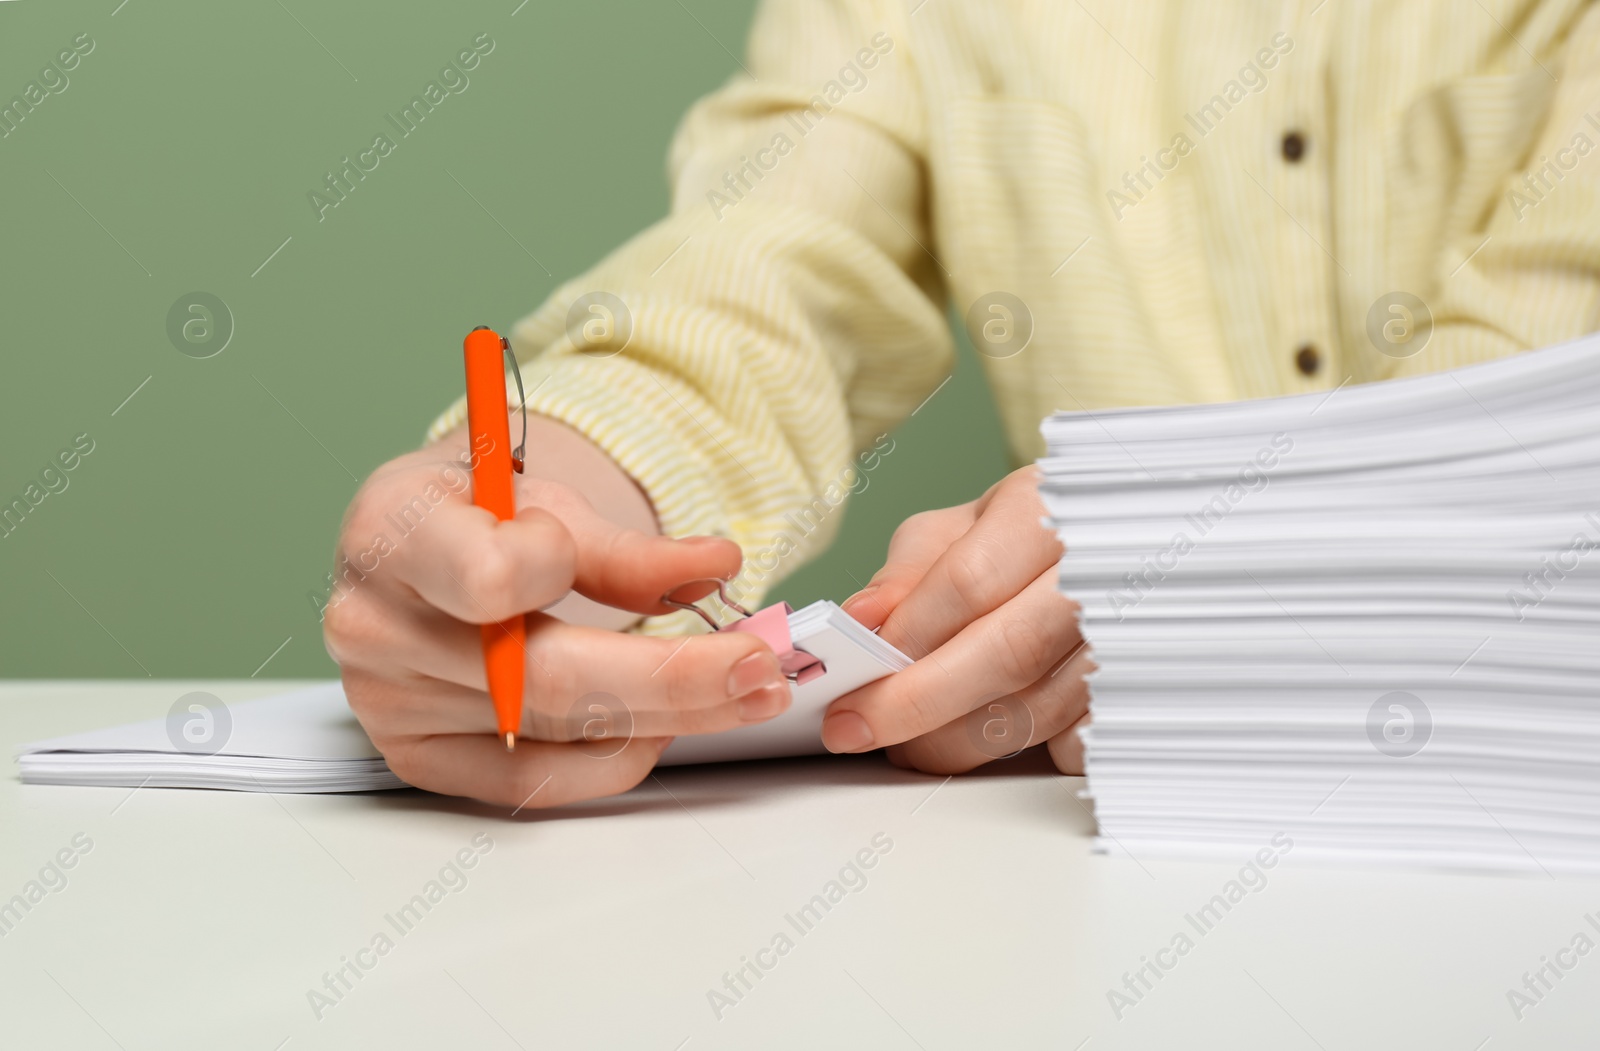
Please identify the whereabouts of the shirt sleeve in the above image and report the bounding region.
[429,0,952,618]
[1382,2,1600,376]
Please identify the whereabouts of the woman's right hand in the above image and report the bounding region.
[322,420,791,808]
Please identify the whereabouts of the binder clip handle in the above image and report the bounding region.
[660,579,826,686]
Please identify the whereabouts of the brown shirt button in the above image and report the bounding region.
[1281,130,1306,162]
[1295,343,1321,376]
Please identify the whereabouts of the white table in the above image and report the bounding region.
[2,681,1595,1050]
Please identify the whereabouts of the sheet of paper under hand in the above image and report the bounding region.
[16,601,910,792]
[17,684,404,793]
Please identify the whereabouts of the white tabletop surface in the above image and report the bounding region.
[2,681,1596,1050]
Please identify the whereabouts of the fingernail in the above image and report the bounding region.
[680,535,730,549]
[841,585,877,611]
[822,711,875,753]
[728,652,782,699]
[737,683,790,722]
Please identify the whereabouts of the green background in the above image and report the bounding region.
[0,0,1009,679]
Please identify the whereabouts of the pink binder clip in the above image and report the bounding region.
[661,579,826,686]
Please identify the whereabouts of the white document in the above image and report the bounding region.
[16,601,910,792]
[660,599,910,766]
[17,684,405,793]
[1039,331,1600,875]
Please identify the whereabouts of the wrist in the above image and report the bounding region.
[435,413,658,538]
[515,412,659,538]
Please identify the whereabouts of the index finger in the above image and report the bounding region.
[823,568,1078,751]
[875,469,1061,658]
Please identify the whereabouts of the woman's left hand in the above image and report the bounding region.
[823,466,1093,775]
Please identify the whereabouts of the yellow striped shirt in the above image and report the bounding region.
[431,0,1600,619]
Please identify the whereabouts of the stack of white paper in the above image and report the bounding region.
[18,684,406,792]
[1039,334,1600,875]
[17,601,910,792]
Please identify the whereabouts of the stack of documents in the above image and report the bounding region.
[1039,334,1600,875]
[18,684,407,792]
[17,601,910,792]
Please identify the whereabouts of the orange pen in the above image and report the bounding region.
[462,325,526,751]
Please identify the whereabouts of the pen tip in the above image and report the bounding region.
[505,731,516,752]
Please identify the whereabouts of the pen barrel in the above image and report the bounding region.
[463,327,525,738]
[481,618,526,733]
[463,329,516,522]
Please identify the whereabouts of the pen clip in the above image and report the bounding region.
[503,336,527,474]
